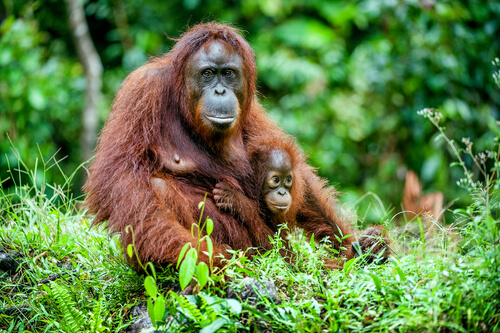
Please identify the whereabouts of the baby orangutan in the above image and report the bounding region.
[213,138,305,252]
[213,137,390,267]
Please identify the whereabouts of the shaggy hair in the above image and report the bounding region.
[84,23,388,270]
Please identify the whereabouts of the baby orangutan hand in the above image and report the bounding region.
[213,182,238,213]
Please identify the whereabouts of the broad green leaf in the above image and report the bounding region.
[153,295,166,326]
[200,318,228,333]
[225,298,242,315]
[177,243,191,269]
[186,247,198,261]
[144,276,157,297]
[179,257,196,290]
[206,218,213,236]
[127,244,133,259]
[206,237,213,256]
[147,297,155,325]
[310,233,315,251]
[198,201,205,209]
[197,262,209,289]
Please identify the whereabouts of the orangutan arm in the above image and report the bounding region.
[213,181,274,250]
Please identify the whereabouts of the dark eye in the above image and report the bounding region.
[223,69,234,77]
[286,177,292,183]
[202,69,213,77]
[272,176,279,183]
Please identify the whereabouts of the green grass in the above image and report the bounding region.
[0,186,498,333]
[0,154,147,332]
[1,114,499,332]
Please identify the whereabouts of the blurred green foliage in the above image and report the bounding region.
[1,0,499,223]
[0,9,85,188]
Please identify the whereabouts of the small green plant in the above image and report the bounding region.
[43,282,106,333]
[125,194,244,331]
[417,107,500,243]
[176,194,251,292]
[125,226,169,329]
[164,292,243,332]
[176,194,216,291]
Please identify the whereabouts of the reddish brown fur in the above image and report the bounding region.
[248,136,306,231]
[215,134,390,266]
[84,22,388,270]
[84,23,258,269]
[213,135,306,252]
[295,169,354,256]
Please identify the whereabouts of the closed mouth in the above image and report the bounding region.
[271,203,289,211]
[206,115,235,124]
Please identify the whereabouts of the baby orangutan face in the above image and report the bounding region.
[262,149,293,214]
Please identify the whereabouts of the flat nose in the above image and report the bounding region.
[214,84,226,95]
[278,188,286,196]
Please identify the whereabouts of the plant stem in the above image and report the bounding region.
[430,118,474,186]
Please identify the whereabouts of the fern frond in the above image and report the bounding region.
[171,293,204,325]
[48,282,88,332]
[198,295,216,325]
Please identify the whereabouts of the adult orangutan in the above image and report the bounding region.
[84,23,389,270]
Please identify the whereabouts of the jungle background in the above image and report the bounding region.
[1,0,499,224]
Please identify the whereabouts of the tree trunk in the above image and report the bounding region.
[65,0,103,163]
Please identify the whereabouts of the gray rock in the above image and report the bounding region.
[0,252,23,274]
[125,303,154,333]
[226,277,281,305]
